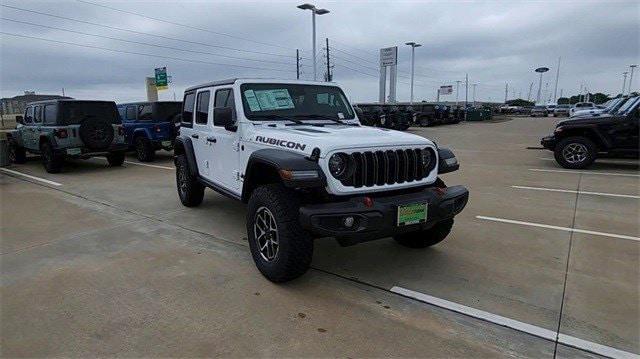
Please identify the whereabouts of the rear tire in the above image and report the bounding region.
[106,151,125,166]
[40,142,63,173]
[554,136,596,169]
[135,136,155,162]
[8,142,27,164]
[247,184,313,283]
[393,219,454,248]
[175,154,204,207]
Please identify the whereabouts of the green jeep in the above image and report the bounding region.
[8,100,128,173]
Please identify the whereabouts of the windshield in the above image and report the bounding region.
[603,98,621,110]
[153,102,182,122]
[60,101,120,125]
[615,97,639,115]
[240,83,355,121]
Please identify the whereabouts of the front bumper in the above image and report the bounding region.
[540,135,556,150]
[299,185,469,246]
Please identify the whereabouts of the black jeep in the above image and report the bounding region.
[541,96,639,169]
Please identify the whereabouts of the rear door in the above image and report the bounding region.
[191,89,213,179]
[210,87,240,193]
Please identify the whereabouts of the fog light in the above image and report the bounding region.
[343,216,355,228]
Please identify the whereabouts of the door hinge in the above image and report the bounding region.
[235,171,242,181]
[234,141,240,152]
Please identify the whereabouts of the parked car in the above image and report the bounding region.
[553,104,571,117]
[174,78,468,282]
[7,100,127,173]
[530,105,548,117]
[569,102,596,117]
[117,101,182,161]
[546,104,557,114]
[541,96,639,169]
[571,97,625,118]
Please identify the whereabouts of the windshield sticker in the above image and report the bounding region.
[253,89,295,111]
[243,90,262,111]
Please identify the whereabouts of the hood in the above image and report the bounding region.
[244,123,432,157]
[556,114,614,127]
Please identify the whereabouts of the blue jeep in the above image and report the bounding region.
[117,101,182,161]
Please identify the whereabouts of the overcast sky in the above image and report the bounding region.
[1,0,638,104]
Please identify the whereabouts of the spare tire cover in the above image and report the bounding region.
[79,118,114,150]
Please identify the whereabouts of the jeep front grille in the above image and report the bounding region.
[340,148,436,188]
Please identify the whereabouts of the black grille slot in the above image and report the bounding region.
[338,147,433,188]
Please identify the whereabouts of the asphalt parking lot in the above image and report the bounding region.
[1,116,638,358]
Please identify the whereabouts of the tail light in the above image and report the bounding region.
[117,125,125,136]
[53,128,68,139]
[154,125,161,133]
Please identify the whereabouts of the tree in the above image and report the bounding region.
[506,98,534,107]
[557,97,570,104]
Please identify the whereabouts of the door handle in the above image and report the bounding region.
[206,137,216,143]
[191,134,199,139]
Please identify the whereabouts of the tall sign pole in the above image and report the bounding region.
[296,49,300,80]
[553,57,561,102]
[455,80,461,106]
[622,72,628,95]
[628,65,637,94]
[535,67,549,104]
[379,46,397,103]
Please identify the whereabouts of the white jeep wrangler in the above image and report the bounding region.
[174,79,469,282]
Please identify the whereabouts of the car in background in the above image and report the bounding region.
[569,102,596,117]
[8,100,127,173]
[571,97,625,118]
[553,104,571,117]
[117,101,182,161]
[530,105,548,117]
[546,104,557,114]
[541,96,639,169]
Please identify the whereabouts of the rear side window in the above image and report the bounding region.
[126,106,136,121]
[59,101,120,124]
[25,107,34,123]
[138,104,153,121]
[117,106,126,120]
[196,91,210,124]
[214,89,231,108]
[182,92,196,126]
[44,104,57,124]
[33,106,42,123]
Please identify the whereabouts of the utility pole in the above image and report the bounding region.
[297,4,329,81]
[560,89,563,99]
[296,49,300,80]
[472,84,477,106]
[621,72,628,96]
[629,65,638,94]
[455,80,461,106]
[504,83,508,103]
[405,42,422,104]
[465,73,468,120]
[61,88,65,96]
[325,38,332,82]
[527,82,533,101]
[553,57,561,102]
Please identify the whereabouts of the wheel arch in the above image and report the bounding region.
[557,127,607,150]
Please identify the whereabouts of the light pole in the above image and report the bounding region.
[455,80,461,106]
[405,42,422,104]
[535,67,549,104]
[628,65,637,94]
[472,83,477,106]
[297,3,329,81]
[621,72,628,96]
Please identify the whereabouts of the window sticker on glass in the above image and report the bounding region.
[244,90,262,111]
[254,89,295,110]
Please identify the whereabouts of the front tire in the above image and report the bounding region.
[175,154,204,207]
[106,151,125,166]
[8,142,27,164]
[393,219,454,248]
[554,136,596,169]
[40,142,63,173]
[247,184,313,282]
[135,136,155,162]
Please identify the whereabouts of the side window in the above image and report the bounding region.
[33,106,42,123]
[24,107,34,124]
[182,92,196,127]
[196,91,211,125]
[126,106,136,121]
[214,89,236,127]
[44,104,57,124]
[138,104,153,121]
[117,106,126,120]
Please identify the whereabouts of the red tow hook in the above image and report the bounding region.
[435,187,447,196]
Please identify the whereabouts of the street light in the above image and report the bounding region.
[535,67,549,104]
[297,3,330,81]
[405,42,422,104]
[628,65,638,94]
[622,72,628,96]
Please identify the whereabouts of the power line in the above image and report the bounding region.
[1,4,301,59]
[75,0,294,51]
[0,31,296,73]
[1,17,308,68]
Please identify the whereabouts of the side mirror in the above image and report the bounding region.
[15,115,23,124]
[214,107,236,131]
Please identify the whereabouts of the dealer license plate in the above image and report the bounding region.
[161,141,172,147]
[397,203,427,226]
[66,148,82,155]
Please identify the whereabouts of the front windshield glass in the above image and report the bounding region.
[604,98,621,110]
[240,83,355,120]
[615,97,639,115]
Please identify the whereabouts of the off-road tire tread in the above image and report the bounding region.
[554,136,596,169]
[175,154,204,207]
[135,136,155,162]
[41,142,63,173]
[9,142,27,164]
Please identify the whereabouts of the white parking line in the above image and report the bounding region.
[511,185,640,199]
[391,286,639,359]
[123,161,174,170]
[529,168,640,177]
[476,215,639,242]
[0,168,62,186]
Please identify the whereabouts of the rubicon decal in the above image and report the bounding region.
[255,136,306,151]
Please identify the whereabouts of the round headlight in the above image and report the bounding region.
[329,153,349,179]
[420,148,432,170]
